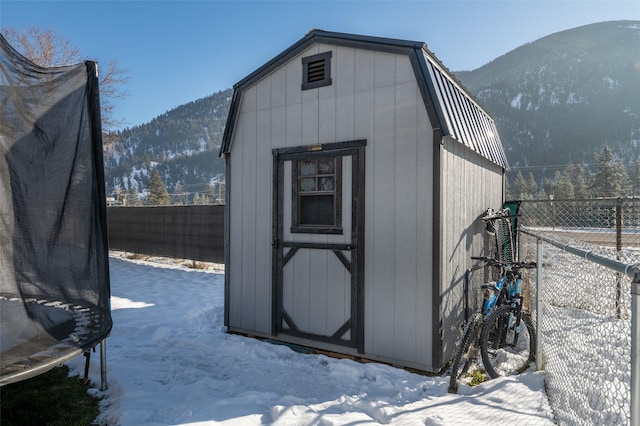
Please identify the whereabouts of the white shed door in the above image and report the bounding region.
[272,141,365,351]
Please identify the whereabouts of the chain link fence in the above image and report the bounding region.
[517,198,640,425]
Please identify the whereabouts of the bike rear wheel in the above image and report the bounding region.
[448,313,482,393]
[480,304,535,379]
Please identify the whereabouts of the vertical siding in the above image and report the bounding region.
[228,109,244,329]
[336,92,355,141]
[393,77,419,362]
[240,106,257,331]
[255,105,272,331]
[415,106,432,365]
[336,46,355,97]
[302,95,319,144]
[438,136,504,364]
[360,50,435,368]
[370,83,396,357]
[228,43,436,369]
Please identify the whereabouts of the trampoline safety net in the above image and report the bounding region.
[0,34,112,386]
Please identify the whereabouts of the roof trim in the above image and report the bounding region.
[235,30,426,91]
[220,30,427,156]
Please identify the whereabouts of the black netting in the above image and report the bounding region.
[0,35,112,385]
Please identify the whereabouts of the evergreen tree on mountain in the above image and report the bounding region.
[147,170,171,206]
[204,183,215,204]
[542,177,554,198]
[630,159,640,196]
[512,171,538,200]
[512,172,526,199]
[126,187,141,206]
[525,173,538,199]
[590,145,632,197]
[553,170,575,199]
[568,164,589,199]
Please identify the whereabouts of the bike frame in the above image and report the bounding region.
[482,275,507,316]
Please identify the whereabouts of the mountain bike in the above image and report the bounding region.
[448,256,536,393]
[479,259,537,379]
[448,207,517,393]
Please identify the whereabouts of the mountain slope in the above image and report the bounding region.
[104,89,231,199]
[104,21,640,198]
[456,20,640,176]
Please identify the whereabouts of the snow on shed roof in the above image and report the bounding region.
[221,30,508,170]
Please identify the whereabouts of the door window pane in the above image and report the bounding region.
[318,176,334,191]
[300,160,316,176]
[317,158,334,174]
[292,156,342,233]
[300,195,334,225]
[301,177,316,192]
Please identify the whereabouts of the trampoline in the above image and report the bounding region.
[0,35,112,388]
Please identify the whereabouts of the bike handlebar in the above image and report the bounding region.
[482,208,519,222]
[471,256,536,270]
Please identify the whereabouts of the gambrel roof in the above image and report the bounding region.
[221,30,508,170]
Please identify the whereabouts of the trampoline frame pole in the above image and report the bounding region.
[100,339,107,391]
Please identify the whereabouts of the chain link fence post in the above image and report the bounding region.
[536,236,543,371]
[617,198,623,319]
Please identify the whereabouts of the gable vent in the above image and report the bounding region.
[302,51,332,90]
[307,59,326,83]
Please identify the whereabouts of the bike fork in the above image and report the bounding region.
[509,297,524,346]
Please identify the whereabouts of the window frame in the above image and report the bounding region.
[290,154,343,234]
[301,51,332,90]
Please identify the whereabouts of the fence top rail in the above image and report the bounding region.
[520,227,640,281]
[517,197,640,205]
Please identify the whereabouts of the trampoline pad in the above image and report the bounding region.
[0,297,105,385]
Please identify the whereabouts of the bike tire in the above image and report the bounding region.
[480,304,535,379]
[448,313,482,393]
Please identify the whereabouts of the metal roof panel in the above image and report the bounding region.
[421,50,508,169]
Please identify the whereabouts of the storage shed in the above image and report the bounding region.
[219,30,508,372]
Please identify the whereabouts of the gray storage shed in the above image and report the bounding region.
[219,30,508,372]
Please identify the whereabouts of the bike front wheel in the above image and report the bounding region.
[479,305,535,379]
[448,312,482,393]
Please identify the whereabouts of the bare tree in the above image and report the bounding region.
[2,26,129,133]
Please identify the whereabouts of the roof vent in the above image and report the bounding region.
[302,51,332,90]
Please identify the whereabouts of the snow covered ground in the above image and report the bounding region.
[69,255,556,425]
